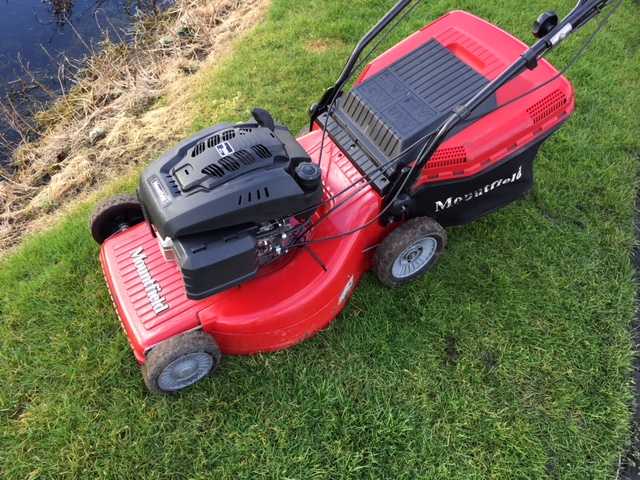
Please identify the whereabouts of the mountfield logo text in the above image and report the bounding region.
[434,165,523,212]
[130,246,170,315]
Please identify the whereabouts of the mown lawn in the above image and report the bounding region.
[1,0,639,478]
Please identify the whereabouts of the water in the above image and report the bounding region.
[0,0,166,165]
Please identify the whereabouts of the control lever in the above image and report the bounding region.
[532,11,559,38]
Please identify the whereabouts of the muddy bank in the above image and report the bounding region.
[0,0,269,257]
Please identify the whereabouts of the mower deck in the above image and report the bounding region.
[101,131,387,362]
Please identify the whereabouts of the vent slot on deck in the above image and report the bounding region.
[426,146,468,171]
[527,89,567,124]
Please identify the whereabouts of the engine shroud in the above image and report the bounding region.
[137,110,323,300]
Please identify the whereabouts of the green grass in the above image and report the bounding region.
[2,0,640,478]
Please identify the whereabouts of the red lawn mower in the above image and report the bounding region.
[90,0,617,394]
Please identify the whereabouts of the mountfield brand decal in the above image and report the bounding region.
[150,178,169,205]
[435,165,523,212]
[130,246,170,315]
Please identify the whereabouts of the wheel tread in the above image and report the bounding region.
[373,217,447,287]
[142,331,222,395]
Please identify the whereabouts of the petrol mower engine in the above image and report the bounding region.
[134,109,323,300]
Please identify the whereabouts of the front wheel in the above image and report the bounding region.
[89,194,144,245]
[142,331,222,395]
[373,217,447,287]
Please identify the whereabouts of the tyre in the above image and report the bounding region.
[89,194,144,245]
[373,217,447,287]
[142,331,222,395]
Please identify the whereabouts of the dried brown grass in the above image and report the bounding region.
[0,0,270,257]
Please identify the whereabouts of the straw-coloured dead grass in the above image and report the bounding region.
[0,0,270,257]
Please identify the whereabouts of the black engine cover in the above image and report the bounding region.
[138,111,322,240]
[136,109,323,300]
[172,227,259,300]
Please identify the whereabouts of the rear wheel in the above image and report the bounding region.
[89,194,144,244]
[142,331,222,395]
[373,217,447,287]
